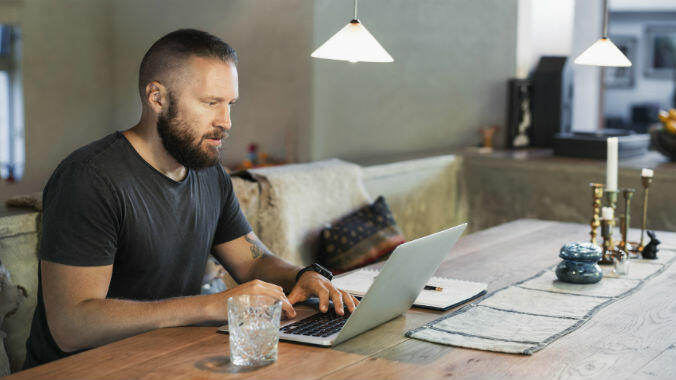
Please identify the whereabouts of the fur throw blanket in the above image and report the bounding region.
[0,261,27,376]
[5,192,42,211]
[245,159,370,265]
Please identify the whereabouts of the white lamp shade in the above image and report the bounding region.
[574,37,632,67]
[311,21,393,63]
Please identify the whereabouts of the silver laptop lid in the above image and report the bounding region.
[333,223,467,345]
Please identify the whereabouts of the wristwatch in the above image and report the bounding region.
[296,263,333,283]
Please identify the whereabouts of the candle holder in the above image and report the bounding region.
[604,189,619,211]
[599,218,616,265]
[639,175,653,252]
[589,183,604,246]
[618,188,639,257]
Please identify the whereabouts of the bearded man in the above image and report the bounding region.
[24,29,357,369]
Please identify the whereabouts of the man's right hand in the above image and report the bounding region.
[216,279,296,319]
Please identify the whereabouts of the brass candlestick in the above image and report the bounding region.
[604,189,619,212]
[603,189,619,256]
[619,214,627,248]
[619,188,637,256]
[600,218,616,265]
[639,175,653,251]
[589,183,604,246]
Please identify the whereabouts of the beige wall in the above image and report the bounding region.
[571,0,603,132]
[516,0,575,78]
[1,0,522,201]
[310,0,518,162]
[0,0,114,201]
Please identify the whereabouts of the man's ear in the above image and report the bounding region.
[145,81,166,114]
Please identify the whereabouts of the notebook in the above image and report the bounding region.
[332,268,487,311]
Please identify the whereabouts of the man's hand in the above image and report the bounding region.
[287,271,359,316]
[212,232,358,316]
[220,279,296,319]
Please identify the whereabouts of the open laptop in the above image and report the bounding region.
[219,223,467,346]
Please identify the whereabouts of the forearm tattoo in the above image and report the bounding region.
[245,235,267,259]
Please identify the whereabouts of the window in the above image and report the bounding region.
[0,24,23,182]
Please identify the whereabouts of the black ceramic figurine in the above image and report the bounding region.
[642,230,660,259]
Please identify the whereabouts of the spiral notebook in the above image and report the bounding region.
[332,268,487,311]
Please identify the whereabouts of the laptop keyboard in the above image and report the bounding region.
[280,309,350,337]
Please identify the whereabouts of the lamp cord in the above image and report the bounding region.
[354,0,358,20]
[602,0,608,38]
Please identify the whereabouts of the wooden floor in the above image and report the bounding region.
[8,219,676,379]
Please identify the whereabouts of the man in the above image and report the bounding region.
[24,29,357,369]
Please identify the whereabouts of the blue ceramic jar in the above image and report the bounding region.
[555,242,603,284]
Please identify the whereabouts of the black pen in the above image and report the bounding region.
[424,285,443,291]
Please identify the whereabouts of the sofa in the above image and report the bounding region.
[0,154,464,373]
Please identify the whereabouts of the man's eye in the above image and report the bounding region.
[208,101,217,106]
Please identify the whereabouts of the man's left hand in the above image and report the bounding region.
[287,271,358,315]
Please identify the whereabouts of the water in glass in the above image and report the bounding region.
[228,295,282,366]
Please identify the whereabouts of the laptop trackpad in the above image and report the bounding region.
[281,304,317,327]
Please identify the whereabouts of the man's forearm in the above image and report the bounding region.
[250,254,301,293]
[53,292,222,353]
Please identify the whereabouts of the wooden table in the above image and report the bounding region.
[8,219,676,379]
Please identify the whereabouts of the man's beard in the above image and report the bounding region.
[156,93,224,170]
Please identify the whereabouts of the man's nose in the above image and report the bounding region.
[215,105,232,130]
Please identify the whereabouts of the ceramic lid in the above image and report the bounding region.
[559,241,603,261]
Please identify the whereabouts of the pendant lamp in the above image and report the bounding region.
[574,0,631,67]
[311,0,393,63]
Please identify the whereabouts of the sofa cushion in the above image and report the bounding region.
[318,196,406,274]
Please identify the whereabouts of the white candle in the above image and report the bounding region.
[601,207,614,220]
[606,137,618,191]
[641,168,654,178]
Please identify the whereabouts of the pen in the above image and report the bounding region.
[424,285,443,291]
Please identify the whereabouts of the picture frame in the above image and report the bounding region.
[604,35,636,88]
[645,25,676,79]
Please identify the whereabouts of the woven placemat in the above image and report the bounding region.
[406,251,676,355]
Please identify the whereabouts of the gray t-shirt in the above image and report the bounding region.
[24,131,251,368]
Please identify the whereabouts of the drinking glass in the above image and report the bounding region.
[227,294,282,366]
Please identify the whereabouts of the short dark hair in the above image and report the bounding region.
[138,29,237,100]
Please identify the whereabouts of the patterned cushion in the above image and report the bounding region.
[318,196,406,274]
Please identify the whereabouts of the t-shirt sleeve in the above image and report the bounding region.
[39,163,120,266]
[213,167,252,245]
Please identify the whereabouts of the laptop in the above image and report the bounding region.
[218,223,467,346]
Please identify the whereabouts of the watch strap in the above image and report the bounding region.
[296,263,333,283]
